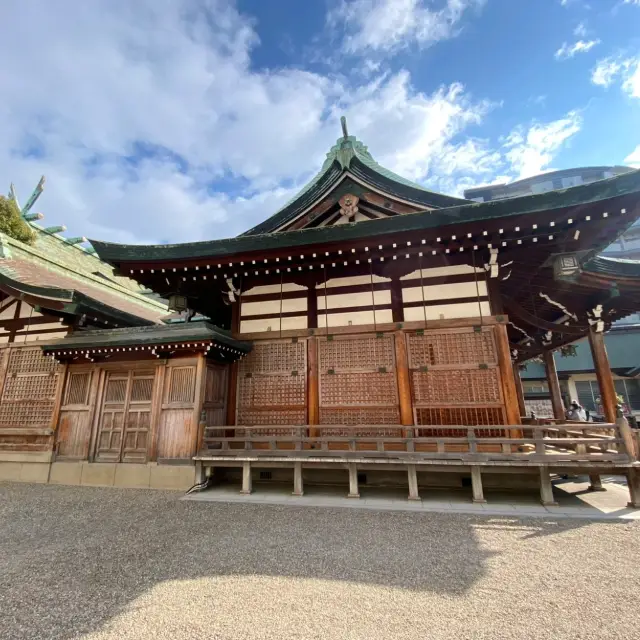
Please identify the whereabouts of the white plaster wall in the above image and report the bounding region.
[403,301,491,321]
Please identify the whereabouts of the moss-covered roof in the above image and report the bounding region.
[0,230,167,324]
[41,320,252,352]
[91,167,640,264]
[242,132,469,236]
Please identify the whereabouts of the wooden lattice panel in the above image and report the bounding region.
[415,407,505,431]
[319,336,394,370]
[0,347,61,428]
[236,409,306,425]
[65,372,91,406]
[168,367,195,404]
[407,328,497,368]
[411,369,502,405]
[7,347,59,374]
[238,374,305,408]
[239,341,306,375]
[236,339,307,426]
[407,327,507,428]
[319,407,400,425]
[318,335,400,425]
[320,372,397,406]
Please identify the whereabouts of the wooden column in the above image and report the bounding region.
[307,337,319,435]
[347,463,359,498]
[226,362,238,427]
[512,362,526,418]
[192,353,207,456]
[394,331,413,426]
[307,286,318,329]
[390,278,404,324]
[588,329,617,423]
[148,363,166,462]
[539,467,557,506]
[627,469,640,508]
[494,322,521,426]
[543,351,565,420]
[471,467,486,503]
[292,462,304,497]
[407,465,420,501]
[240,461,252,495]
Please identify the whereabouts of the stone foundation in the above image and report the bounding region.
[0,457,196,491]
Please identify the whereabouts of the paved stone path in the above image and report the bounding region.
[1,482,639,639]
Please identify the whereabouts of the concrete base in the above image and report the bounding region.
[0,460,195,491]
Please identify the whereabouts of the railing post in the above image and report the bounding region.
[534,428,545,456]
[467,428,477,454]
[617,415,637,461]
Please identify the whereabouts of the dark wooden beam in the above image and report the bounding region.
[390,278,404,323]
[512,361,526,418]
[503,296,588,335]
[543,351,565,420]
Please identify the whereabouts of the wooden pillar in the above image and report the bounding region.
[307,285,318,329]
[407,464,420,501]
[192,353,207,457]
[394,331,413,426]
[241,461,252,494]
[543,351,565,420]
[148,363,166,462]
[494,322,521,427]
[292,462,304,496]
[539,466,557,506]
[588,329,617,423]
[471,466,486,503]
[226,362,238,426]
[307,337,319,435]
[512,362,526,418]
[347,463,359,498]
[627,469,640,508]
[390,278,404,323]
[588,474,605,491]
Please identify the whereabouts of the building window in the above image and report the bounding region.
[614,379,640,412]
[523,381,549,394]
[574,381,600,412]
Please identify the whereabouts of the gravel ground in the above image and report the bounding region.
[1,483,639,640]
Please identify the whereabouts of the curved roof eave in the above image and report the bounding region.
[90,168,640,264]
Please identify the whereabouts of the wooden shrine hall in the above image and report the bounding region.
[5,120,640,504]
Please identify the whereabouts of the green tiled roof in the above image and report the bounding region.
[91,168,640,264]
[583,256,640,279]
[41,321,252,352]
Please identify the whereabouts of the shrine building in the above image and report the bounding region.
[2,120,640,506]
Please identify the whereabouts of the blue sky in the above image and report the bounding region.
[2,0,640,245]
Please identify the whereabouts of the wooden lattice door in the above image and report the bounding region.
[95,369,155,462]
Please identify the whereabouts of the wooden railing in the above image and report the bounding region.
[199,423,634,465]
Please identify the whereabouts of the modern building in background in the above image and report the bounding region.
[466,166,640,418]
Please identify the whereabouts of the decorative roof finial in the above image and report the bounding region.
[340,116,349,140]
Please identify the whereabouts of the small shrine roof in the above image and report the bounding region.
[41,320,252,352]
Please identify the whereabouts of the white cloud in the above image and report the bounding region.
[0,0,585,245]
[555,39,600,60]
[574,23,587,38]
[328,0,485,55]
[625,145,640,168]
[591,55,640,97]
[623,0,640,6]
[503,112,582,180]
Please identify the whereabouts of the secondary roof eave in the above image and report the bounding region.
[41,321,252,352]
[91,168,640,265]
[0,271,157,327]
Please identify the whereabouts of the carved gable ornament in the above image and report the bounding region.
[338,193,359,221]
[553,253,581,280]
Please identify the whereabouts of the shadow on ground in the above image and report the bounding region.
[0,482,634,640]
